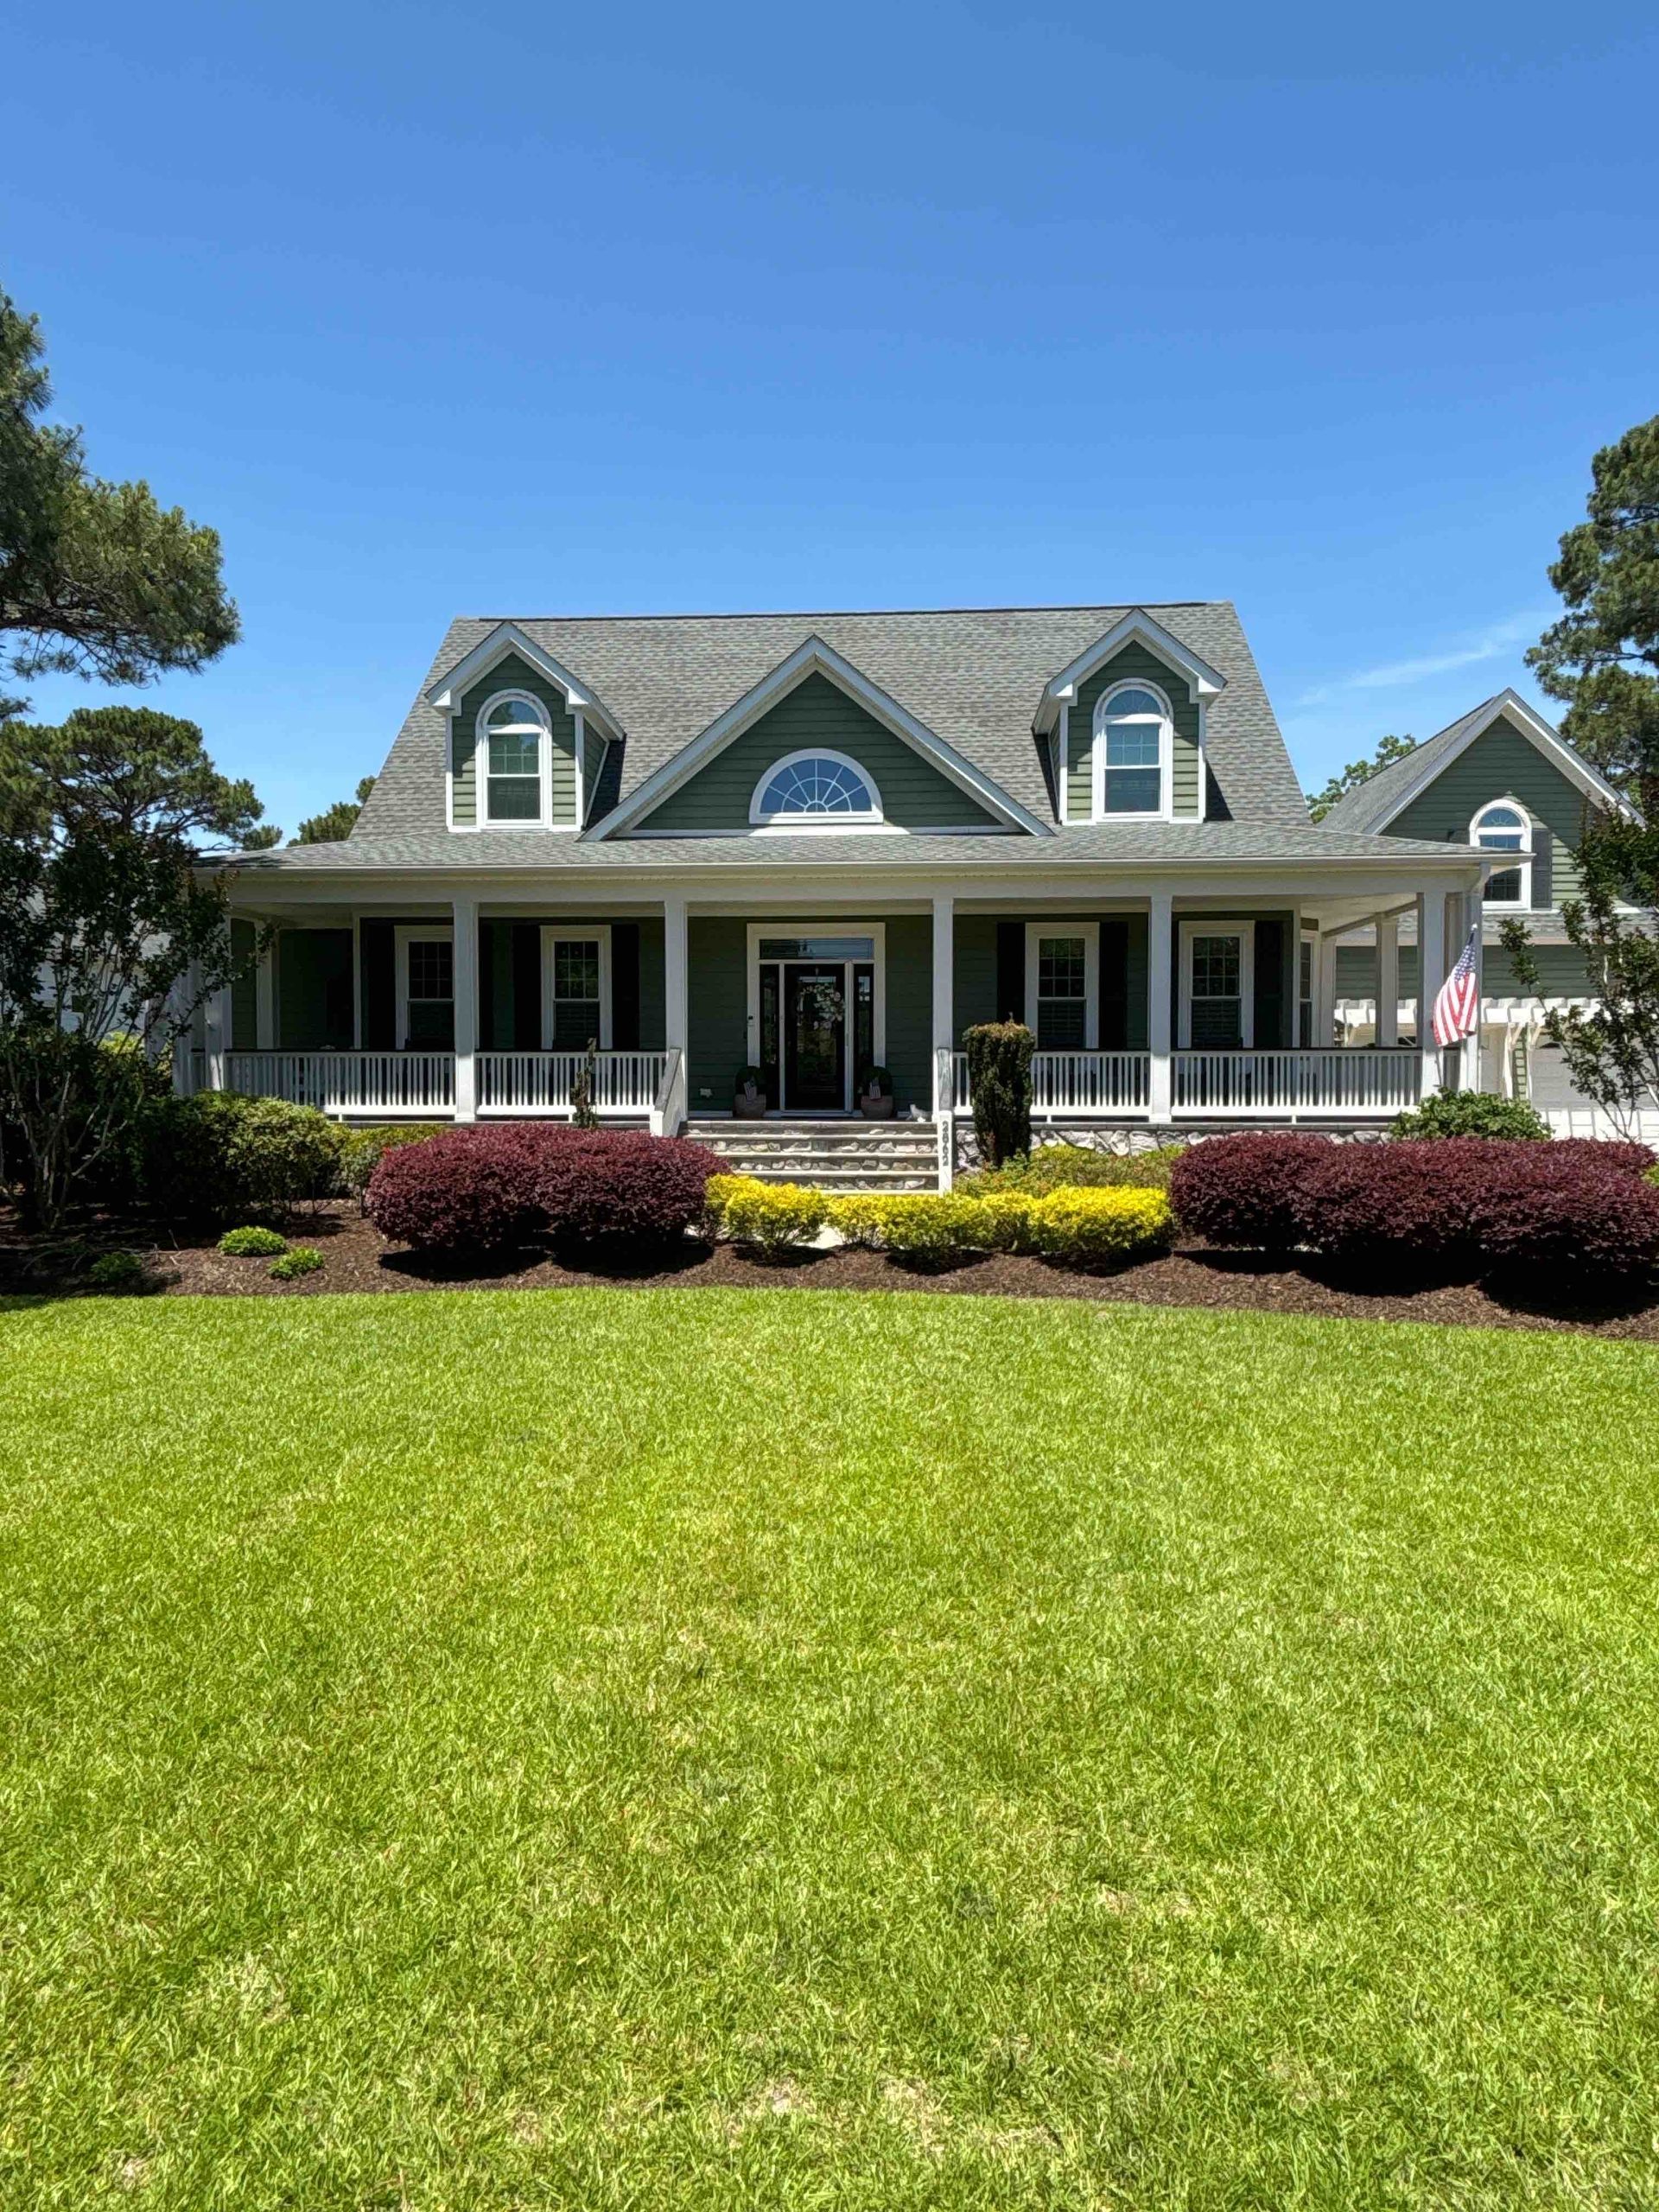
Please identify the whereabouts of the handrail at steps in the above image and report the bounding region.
[650,1046,686,1137]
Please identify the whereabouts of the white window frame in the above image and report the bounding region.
[1024,922,1099,1050]
[1092,680,1173,823]
[477,689,552,830]
[394,925,454,1051]
[1471,798,1534,910]
[747,747,885,831]
[1179,919,1256,1050]
[539,925,613,1051]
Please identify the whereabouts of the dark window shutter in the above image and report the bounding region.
[612,923,640,1050]
[359,920,395,1049]
[995,922,1026,1026]
[1099,918,1129,1049]
[512,925,542,1049]
[1254,918,1287,1049]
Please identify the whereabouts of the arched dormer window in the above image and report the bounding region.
[1471,799,1532,908]
[479,693,548,823]
[750,749,882,828]
[1093,683,1172,819]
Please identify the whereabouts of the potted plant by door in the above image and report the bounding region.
[733,1065,768,1118]
[857,1065,896,1119]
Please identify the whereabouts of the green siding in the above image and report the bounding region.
[230,918,258,1050]
[635,671,1001,833]
[277,929,353,1050]
[953,917,999,1036]
[453,651,579,830]
[1388,715,1601,907]
[1065,643,1202,822]
[1336,937,1591,1001]
[884,916,931,1107]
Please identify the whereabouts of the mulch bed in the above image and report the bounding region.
[7,1201,1657,1341]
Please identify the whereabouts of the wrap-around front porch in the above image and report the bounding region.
[189,881,1482,1135]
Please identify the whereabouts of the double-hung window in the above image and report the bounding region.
[1471,801,1532,908]
[1025,924,1099,1049]
[541,929,611,1052]
[481,696,547,823]
[1095,684,1170,817]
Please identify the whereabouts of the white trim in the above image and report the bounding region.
[1178,918,1256,1050]
[1091,679,1175,824]
[573,709,586,829]
[426,621,623,742]
[539,925,613,1052]
[1470,796,1534,910]
[1034,607,1226,737]
[395,923,454,1052]
[743,919,887,1113]
[1025,921,1100,1050]
[589,635,1047,840]
[1056,702,1070,825]
[747,747,885,828]
[1363,690,1639,833]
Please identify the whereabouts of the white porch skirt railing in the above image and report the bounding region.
[1173,1049,1421,1118]
[952,1051,1153,1116]
[476,1050,668,1116]
[221,1051,456,1116]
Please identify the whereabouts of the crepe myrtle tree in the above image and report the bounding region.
[1499,817,1659,1140]
[0,705,275,1225]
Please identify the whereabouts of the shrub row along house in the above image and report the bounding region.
[187,603,1639,1186]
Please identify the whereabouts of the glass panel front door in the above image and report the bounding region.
[784,965,846,1109]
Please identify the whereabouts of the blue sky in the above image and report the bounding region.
[9,1,1656,834]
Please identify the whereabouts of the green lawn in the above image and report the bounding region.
[3,1291,1658,2210]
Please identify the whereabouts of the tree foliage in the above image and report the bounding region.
[1499,817,1659,1137]
[294,775,374,845]
[0,289,238,714]
[1305,733,1416,822]
[1529,415,1659,816]
[963,1020,1033,1168]
[0,707,272,1224]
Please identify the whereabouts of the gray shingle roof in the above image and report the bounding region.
[353,601,1308,849]
[1317,691,1525,834]
[237,819,1473,876]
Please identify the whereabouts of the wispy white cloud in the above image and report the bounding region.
[1294,611,1552,708]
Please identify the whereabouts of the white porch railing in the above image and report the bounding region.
[220,1051,456,1116]
[476,1051,668,1116]
[1172,1049,1421,1119]
[952,1050,1153,1117]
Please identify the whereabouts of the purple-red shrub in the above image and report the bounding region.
[1477,1148,1659,1283]
[1541,1138,1656,1181]
[534,1130,721,1243]
[1291,1140,1486,1272]
[365,1127,543,1249]
[1167,1134,1332,1250]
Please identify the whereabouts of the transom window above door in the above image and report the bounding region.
[1471,799,1532,907]
[750,750,882,827]
[1094,683,1171,818]
[480,694,548,823]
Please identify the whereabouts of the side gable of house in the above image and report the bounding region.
[627,669,1003,835]
[1385,709,1605,906]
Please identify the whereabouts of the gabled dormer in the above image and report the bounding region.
[589,634,1046,840]
[427,622,624,834]
[1032,609,1224,826]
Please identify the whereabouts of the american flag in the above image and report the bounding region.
[1432,926,1481,1046]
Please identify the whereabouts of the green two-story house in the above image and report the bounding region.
[193,601,1509,1179]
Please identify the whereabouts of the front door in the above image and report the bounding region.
[784,965,846,1109]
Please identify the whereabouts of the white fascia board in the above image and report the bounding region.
[1366,690,1639,831]
[587,633,1050,840]
[1033,608,1227,736]
[426,621,624,744]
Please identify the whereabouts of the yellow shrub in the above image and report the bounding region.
[1027,1185,1173,1267]
[823,1193,891,1249]
[826,1191,1036,1256]
[702,1173,755,1234]
[719,1179,828,1255]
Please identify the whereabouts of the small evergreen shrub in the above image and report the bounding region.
[218,1096,348,1208]
[269,1246,324,1280]
[339,1123,449,1202]
[533,1130,721,1244]
[1168,1134,1332,1250]
[1392,1090,1550,1141]
[962,1021,1034,1167]
[1027,1187,1175,1268]
[127,1092,346,1219]
[87,1250,149,1292]
[718,1180,828,1255]
[218,1224,289,1257]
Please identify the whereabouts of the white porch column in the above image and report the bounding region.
[1418,888,1446,1099]
[1147,890,1173,1123]
[662,893,689,1060]
[931,893,954,1116]
[1459,892,1484,1090]
[255,927,276,1050]
[452,894,478,1122]
[1316,933,1339,1046]
[204,966,232,1091]
[1376,916,1401,1047]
